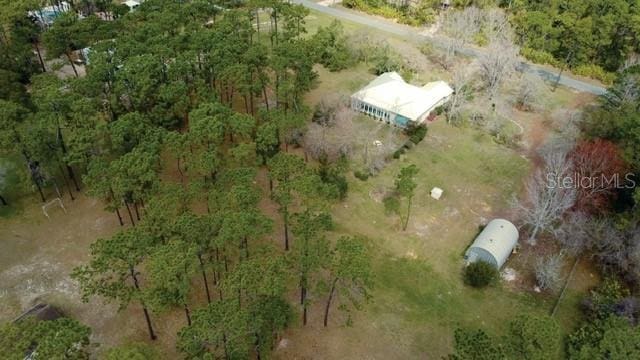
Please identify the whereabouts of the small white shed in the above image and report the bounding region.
[430,187,443,200]
[465,219,518,269]
[124,0,141,11]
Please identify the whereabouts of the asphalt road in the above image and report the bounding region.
[294,0,608,95]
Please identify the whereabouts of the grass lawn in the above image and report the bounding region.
[347,121,540,349]
[280,31,595,354]
[279,119,581,358]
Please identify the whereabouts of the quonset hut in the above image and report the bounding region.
[464,219,518,269]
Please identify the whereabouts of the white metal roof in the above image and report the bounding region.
[351,72,453,121]
[124,0,141,8]
[466,219,519,269]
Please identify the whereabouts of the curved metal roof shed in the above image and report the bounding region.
[465,219,518,269]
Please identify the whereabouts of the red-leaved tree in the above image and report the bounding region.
[569,139,627,213]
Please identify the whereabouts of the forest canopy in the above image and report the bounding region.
[343,0,640,77]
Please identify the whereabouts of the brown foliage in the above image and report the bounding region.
[569,139,628,213]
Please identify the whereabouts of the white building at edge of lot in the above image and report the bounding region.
[350,72,453,128]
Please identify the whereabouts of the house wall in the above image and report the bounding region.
[351,98,398,125]
[350,94,452,126]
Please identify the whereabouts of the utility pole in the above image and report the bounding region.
[553,50,573,92]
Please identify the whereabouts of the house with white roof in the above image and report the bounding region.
[28,1,72,27]
[350,72,453,127]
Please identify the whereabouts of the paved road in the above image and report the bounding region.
[294,0,607,95]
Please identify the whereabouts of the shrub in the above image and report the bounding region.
[573,64,616,85]
[535,253,564,292]
[400,68,414,82]
[371,45,403,75]
[505,314,561,359]
[371,5,402,20]
[342,0,363,9]
[313,20,355,72]
[419,43,434,57]
[464,261,498,288]
[319,165,349,200]
[354,170,369,181]
[520,47,559,67]
[406,125,428,144]
[473,32,488,47]
[581,278,631,321]
[392,148,405,159]
[451,328,505,359]
[383,194,400,215]
[412,4,436,25]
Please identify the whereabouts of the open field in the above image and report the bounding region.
[278,43,598,357]
[277,120,554,358]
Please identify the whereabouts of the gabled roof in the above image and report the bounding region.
[351,72,453,120]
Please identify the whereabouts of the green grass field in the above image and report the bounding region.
[325,121,557,355]
[300,57,587,355]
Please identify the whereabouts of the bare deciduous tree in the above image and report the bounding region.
[478,37,519,99]
[590,220,640,284]
[356,120,384,166]
[484,9,511,41]
[446,66,476,124]
[621,52,640,71]
[550,109,582,143]
[535,253,564,292]
[514,145,576,245]
[366,126,402,175]
[420,43,451,70]
[347,30,382,64]
[515,75,546,112]
[554,212,597,256]
[304,104,356,163]
[441,7,482,64]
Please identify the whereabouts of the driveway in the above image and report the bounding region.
[293,0,607,95]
